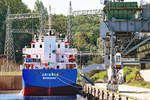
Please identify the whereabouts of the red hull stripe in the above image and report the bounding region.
[23,86,78,96]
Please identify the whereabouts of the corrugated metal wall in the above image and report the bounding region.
[0,76,22,90]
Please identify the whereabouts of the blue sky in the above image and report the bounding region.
[22,0,150,15]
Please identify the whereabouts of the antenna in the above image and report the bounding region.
[39,5,45,36]
[48,5,52,31]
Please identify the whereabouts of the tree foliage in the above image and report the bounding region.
[52,15,68,37]
[73,15,101,51]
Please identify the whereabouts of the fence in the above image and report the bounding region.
[79,83,137,100]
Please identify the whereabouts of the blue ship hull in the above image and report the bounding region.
[22,69,78,96]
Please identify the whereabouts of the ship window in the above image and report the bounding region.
[108,56,110,60]
[32,44,35,48]
[58,44,60,48]
[65,45,68,48]
[40,44,42,48]
[116,55,121,63]
[41,39,44,42]
[57,66,59,69]
[41,37,44,42]
[49,53,51,58]
[36,38,39,42]
[37,59,40,62]
[33,59,36,62]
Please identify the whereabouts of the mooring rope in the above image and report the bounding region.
[58,75,76,83]
[57,77,80,89]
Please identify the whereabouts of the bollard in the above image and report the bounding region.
[107,92,109,100]
[95,88,99,100]
[88,86,90,94]
[112,93,115,100]
[87,86,89,99]
[94,88,96,97]
[98,89,101,99]
[90,87,93,94]
[85,85,87,93]
[83,85,87,98]
[102,90,104,100]
[91,87,93,100]
[118,95,121,100]
[94,88,97,100]
[88,87,92,100]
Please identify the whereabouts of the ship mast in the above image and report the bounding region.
[48,5,52,31]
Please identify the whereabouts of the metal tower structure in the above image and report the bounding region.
[68,1,73,47]
[2,6,46,72]
[4,6,15,61]
[73,9,102,16]
[3,6,16,72]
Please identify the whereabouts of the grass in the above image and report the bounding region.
[91,71,107,82]
[127,80,150,89]
[124,66,150,89]
[77,73,82,81]
[124,67,140,82]
[90,66,150,89]
[0,71,22,76]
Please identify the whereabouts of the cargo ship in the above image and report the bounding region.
[21,31,78,96]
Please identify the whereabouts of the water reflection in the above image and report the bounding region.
[23,96,77,100]
[0,94,86,100]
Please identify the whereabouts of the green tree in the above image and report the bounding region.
[74,32,88,51]
[34,0,48,28]
[52,14,68,37]
[73,15,101,51]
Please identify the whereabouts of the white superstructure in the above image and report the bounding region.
[22,32,77,70]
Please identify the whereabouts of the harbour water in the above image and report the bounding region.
[0,94,87,100]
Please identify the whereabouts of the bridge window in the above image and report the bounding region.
[58,44,60,48]
[65,45,68,48]
[32,44,35,48]
[40,44,42,48]
[57,66,59,69]
[116,56,121,63]
[108,56,110,60]
[36,38,39,42]
[41,37,44,42]
[49,53,51,58]
[33,58,36,62]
